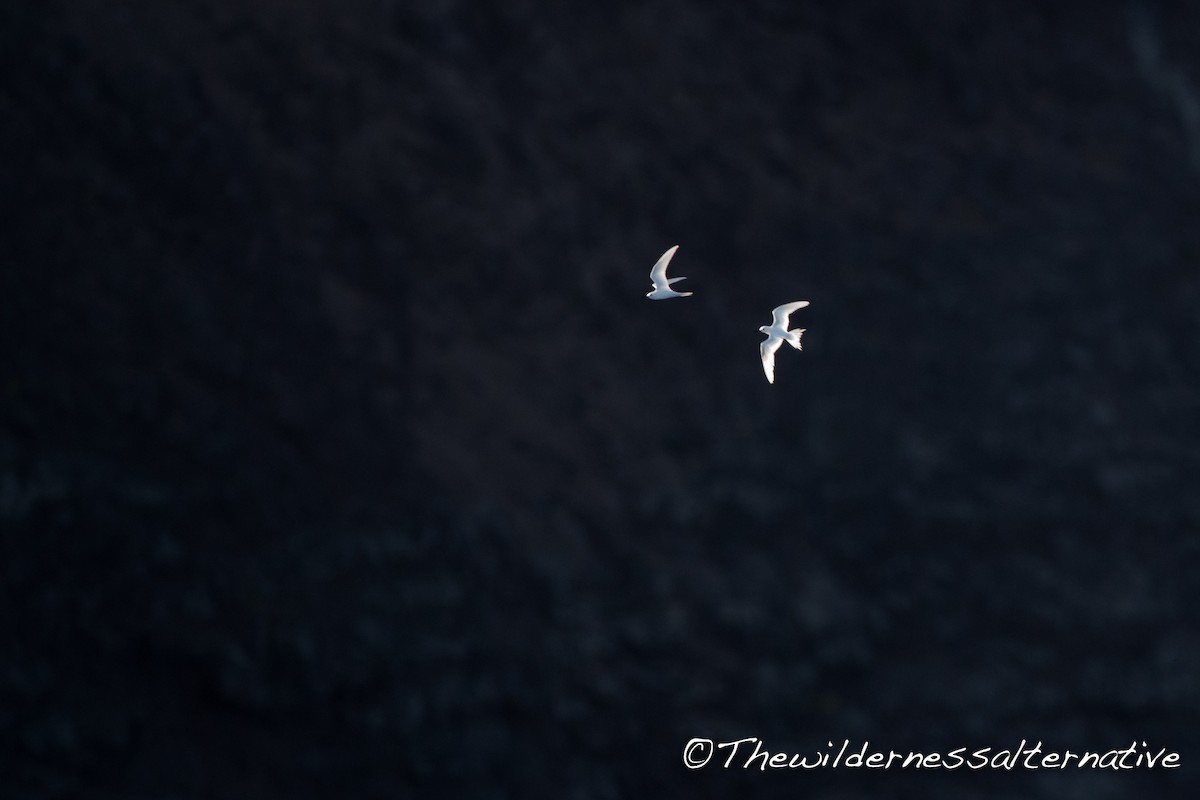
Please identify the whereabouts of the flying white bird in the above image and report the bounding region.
[758,301,810,384]
[645,245,693,300]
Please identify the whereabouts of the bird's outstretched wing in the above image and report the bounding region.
[760,336,783,384]
[770,300,810,328]
[649,245,680,289]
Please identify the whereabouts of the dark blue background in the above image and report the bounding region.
[4,2,1199,797]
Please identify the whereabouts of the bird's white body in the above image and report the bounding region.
[758,301,809,384]
[646,245,693,299]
